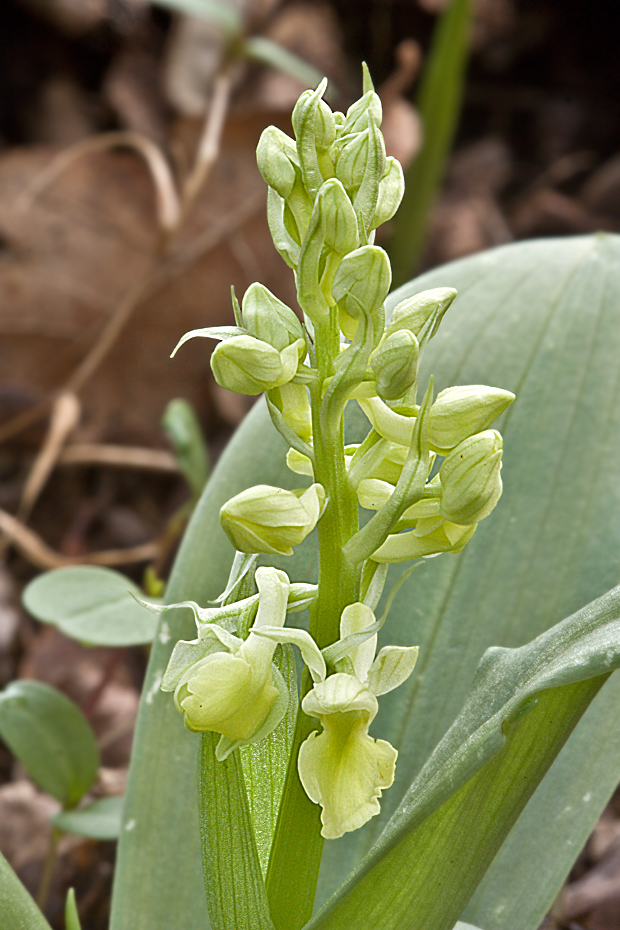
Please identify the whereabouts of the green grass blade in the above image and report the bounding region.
[307,583,620,929]
[65,889,82,930]
[389,0,471,284]
[0,851,53,930]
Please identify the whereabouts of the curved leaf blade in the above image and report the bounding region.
[110,400,314,930]
[307,585,620,930]
[318,233,620,921]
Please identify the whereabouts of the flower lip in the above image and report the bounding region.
[298,673,396,839]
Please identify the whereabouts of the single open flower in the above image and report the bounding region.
[162,567,292,760]
[299,673,396,839]
[298,603,418,838]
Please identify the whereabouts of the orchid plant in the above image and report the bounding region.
[6,68,620,930]
[155,65,514,855]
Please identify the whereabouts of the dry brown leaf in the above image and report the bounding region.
[0,111,298,445]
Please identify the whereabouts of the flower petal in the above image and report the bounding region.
[175,651,278,740]
[299,674,397,838]
[298,710,396,839]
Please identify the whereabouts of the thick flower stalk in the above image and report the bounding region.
[163,67,516,924]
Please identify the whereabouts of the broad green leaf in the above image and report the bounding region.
[65,889,82,930]
[305,586,620,929]
[53,796,124,841]
[199,733,274,930]
[318,234,620,923]
[23,566,158,647]
[389,0,472,283]
[110,400,312,930]
[162,398,210,499]
[111,234,620,930]
[0,850,53,930]
[0,681,98,808]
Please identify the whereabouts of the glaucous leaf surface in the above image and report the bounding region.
[23,566,158,647]
[319,234,620,929]
[0,680,99,808]
[307,585,620,930]
[111,235,620,930]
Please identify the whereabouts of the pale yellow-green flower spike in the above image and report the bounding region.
[220,483,325,555]
[298,603,418,838]
[172,568,291,760]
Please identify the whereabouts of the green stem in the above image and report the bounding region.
[265,316,361,929]
[36,826,62,913]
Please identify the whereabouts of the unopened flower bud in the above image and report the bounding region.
[428,385,515,453]
[211,335,303,395]
[275,382,312,443]
[385,288,457,339]
[336,129,370,192]
[292,87,336,150]
[342,90,383,134]
[220,483,325,555]
[370,157,405,230]
[319,179,358,254]
[332,245,391,318]
[370,330,419,400]
[241,283,305,351]
[256,126,299,200]
[371,519,476,563]
[440,429,503,524]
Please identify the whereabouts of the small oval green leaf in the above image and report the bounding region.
[0,680,99,808]
[23,566,158,647]
[53,796,124,841]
